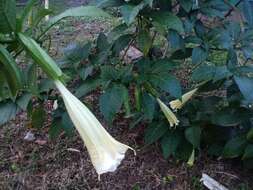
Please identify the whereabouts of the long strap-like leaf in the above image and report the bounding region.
[18,33,62,80]
[0,44,22,97]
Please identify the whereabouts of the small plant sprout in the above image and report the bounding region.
[170,88,198,111]
[54,80,135,178]
[157,98,179,127]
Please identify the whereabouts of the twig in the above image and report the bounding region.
[121,39,135,62]
[224,0,243,18]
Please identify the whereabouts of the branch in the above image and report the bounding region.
[224,0,243,18]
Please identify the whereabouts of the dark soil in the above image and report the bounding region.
[0,110,252,190]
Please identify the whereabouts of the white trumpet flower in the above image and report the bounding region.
[54,80,135,177]
[157,98,179,127]
[169,88,198,111]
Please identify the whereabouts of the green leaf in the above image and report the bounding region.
[0,0,16,33]
[211,108,252,127]
[25,64,38,94]
[75,79,102,98]
[142,92,155,121]
[161,130,182,158]
[79,66,93,81]
[234,76,253,103]
[30,8,53,28]
[223,136,247,158]
[0,101,20,126]
[97,33,110,51]
[39,79,54,92]
[144,122,168,144]
[63,42,91,68]
[0,45,22,97]
[17,0,38,31]
[137,30,152,56]
[49,6,111,26]
[100,65,119,81]
[49,118,63,139]
[61,112,74,135]
[151,12,184,33]
[243,0,253,27]
[168,30,184,52]
[31,106,46,128]
[247,128,253,141]
[120,4,145,25]
[95,0,124,8]
[191,64,215,82]
[16,93,32,110]
[99,85,125,122]
[185,126,201,148]
[170,48,192,60]
[175,139,193,160]
[113,34,132,54]
[151,75,182,98]
[192,46,208,65]
[178,0,192,12]
[18,33,62,80]
[243,144,253,159]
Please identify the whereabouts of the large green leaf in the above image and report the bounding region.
[211,108,252,127]
[137,30,152,56]
[243,0,253,27]
[234,76,253,103]
[16,93,32,110]
[49,6,111,27]
[178,0,192,12]
[247,128,253,141]
[120,1,151,25]
[120,5,137,25]
[18,33,62,80]
[0,0,16,33]
[185,126,201,148]
[151,12,184,33]
[113,34,132,54]
[142,92,155,121]
[75,79,102,98]
[94,0,124,8]
[31,106,46,128]
[243,144,253,159]
[144,122,168,144]
[192,46,208,65]
[168,30,184,51]
[223,136,247,158]
[17,0,38,31]
[161,130,182,158]
[150,75,182,98]
[0,45,22,97]
[99,85,125,122]
[0,101,20,126]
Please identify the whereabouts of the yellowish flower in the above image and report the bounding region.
[157,98,179,127]
[169,88,198,110]
[54,80,135,177]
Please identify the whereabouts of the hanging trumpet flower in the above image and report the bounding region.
[169,88,198,111]
[54,80,135,176]
[157,98,179,127]
[18,33,135,177]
